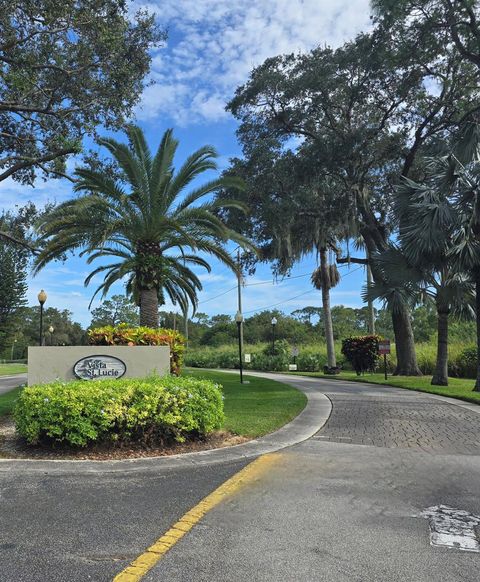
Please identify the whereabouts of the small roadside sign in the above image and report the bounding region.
[378,340,391,355]
[291,346,299,357]
[244,353,251,363]
[289,364,298,371]
[379,339,390,380]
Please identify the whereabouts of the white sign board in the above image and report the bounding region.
[289,364,298,371]
[244,353,251,363]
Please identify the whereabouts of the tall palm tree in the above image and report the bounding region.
[311,249,341,370]
[34,125,250,327]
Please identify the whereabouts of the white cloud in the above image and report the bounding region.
[135,0,372,124]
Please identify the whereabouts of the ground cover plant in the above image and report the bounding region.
[0,386,22,417]
[14,375,224,447]
[185,369,307,437]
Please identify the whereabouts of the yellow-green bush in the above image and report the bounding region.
[14,375,224,447]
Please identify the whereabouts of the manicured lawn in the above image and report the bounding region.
[0,386,23,417]
[185,369,307,437]
[0,363,27,376]
[289,370,480,405]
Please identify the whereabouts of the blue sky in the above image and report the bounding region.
[1,0,372,327]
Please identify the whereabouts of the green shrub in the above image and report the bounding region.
[341,335,381,375]
[455,346,477,379]
[14,375,224,447]
[88,324,185,375]
[263,338,290,357]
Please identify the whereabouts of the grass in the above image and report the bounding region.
[0,386,23,417]
[0,363,27,376]
[185,368,307,437]
[289,370,480,405]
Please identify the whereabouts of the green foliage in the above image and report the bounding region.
[0,0,163,188]
[263,338,289,357]
[14,375,224,447]
[455,346,477,379]
[0,205,35,355]
[35,125,250,327]
[90,295,139,328]
[341,335,381,375]
[88,324,185,375]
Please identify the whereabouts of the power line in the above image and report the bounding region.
[241,265,364,315]
[197,264,364,309]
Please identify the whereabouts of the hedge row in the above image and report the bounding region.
[15,375,224,447]
[184,341,478,378]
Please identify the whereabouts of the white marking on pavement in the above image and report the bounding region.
[419,505,480,552]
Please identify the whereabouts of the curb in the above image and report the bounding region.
[0,373,331,474]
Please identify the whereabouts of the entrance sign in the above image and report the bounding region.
[289,364,298,371]
[378,340,391,355]
[74,355,126,380]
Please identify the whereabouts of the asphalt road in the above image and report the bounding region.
[0,373,26,395]
[1,373,480,581]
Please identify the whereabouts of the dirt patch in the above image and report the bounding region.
[0,417,249,460]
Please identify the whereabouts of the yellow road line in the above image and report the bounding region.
[113,453,282,582]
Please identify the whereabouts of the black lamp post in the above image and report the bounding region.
[235,310,244,384]
[38,290,47,346]
[271,316,277,353]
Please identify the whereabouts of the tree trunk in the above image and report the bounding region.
[391,304,422,376]
[366,259,375,335]
[431,308,449,386]
[139,288,159,328]
[475,272,480,391]
[358,198,421,376]
[320,248,336,368]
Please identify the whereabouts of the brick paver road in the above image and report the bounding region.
[316,385,480,455]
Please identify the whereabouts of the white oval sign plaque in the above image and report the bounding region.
[73,355,127,380]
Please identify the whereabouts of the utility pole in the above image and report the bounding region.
[237,249,244,355]
[366,250,376,335]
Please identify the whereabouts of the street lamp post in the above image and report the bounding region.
[235,311,244,384]
[37,290,47,346]
[271,317,277,353]
[10,338,17,361]
[48,325,55,346]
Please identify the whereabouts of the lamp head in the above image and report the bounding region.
[38,289,47,305]
[235,310,244,324]
[48,326,54,333]
[271,317,277,326]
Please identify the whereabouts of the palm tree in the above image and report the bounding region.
[311,249,341,370]
[367,245,473,386]
[34,125,250,327]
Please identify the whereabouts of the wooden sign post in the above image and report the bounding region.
[378,339,391,380]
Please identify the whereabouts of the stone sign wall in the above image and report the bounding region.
[28,346,170,386]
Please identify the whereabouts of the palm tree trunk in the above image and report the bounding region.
[320,248,336,369]
[139,288,159,328]
[391,304,422,376]
[474,271,480,392]
[431,308,449,386]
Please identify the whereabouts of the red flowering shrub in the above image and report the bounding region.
[341,335,381,375]
[88,324,185,375]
